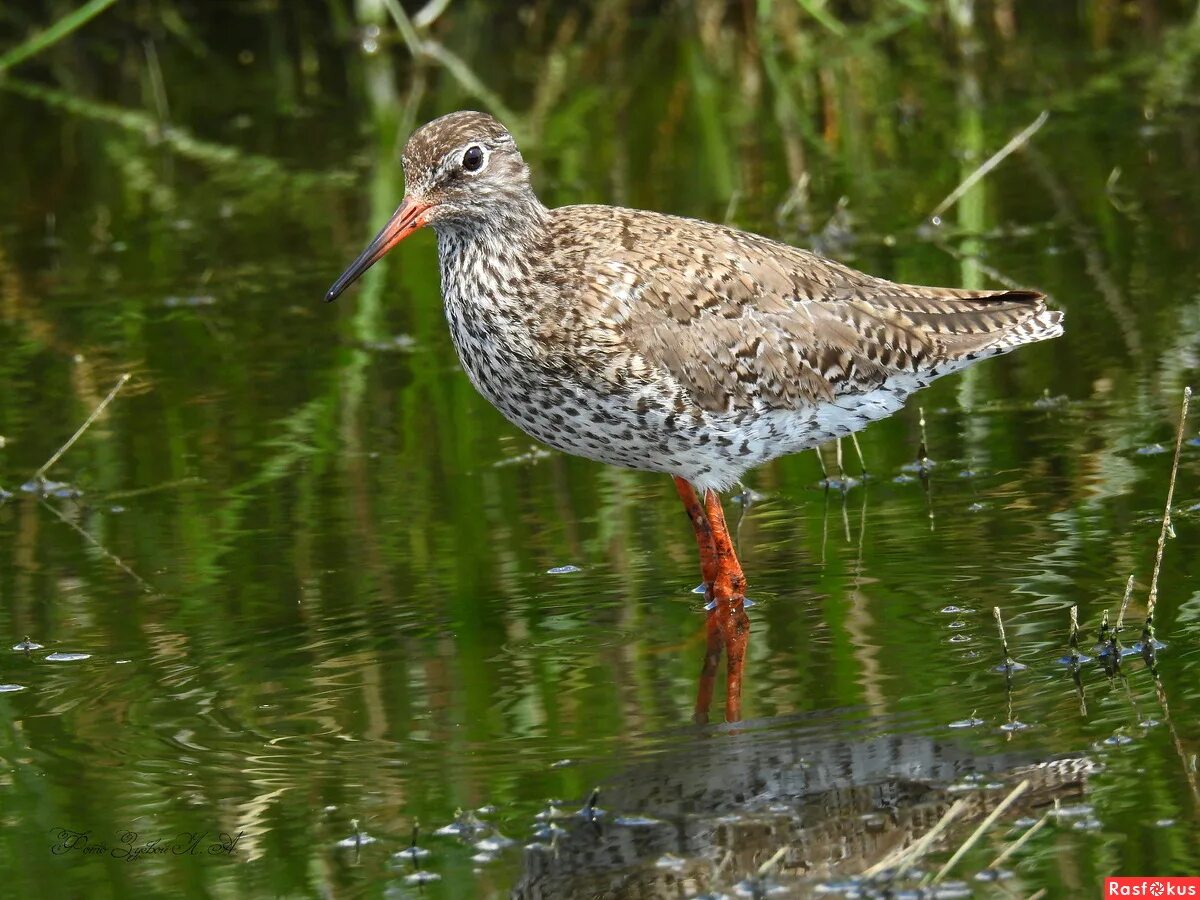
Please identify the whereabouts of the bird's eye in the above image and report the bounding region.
[462,145,485,173]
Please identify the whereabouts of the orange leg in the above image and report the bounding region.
[674,477,723,723]
[704,489,750,722]
[673,477,717,586]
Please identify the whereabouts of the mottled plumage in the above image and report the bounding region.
[329,111,1062,491]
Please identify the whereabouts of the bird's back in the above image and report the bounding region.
[537,204,1062,414]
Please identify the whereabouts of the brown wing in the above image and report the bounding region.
[560,207,1060,413]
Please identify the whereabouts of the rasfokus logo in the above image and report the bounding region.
[1106,878,1200,897]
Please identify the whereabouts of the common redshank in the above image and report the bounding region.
[326,111,1063,722]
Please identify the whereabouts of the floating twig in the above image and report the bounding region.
[994,607,1014,669]
[928,111,1049,222]
[1115,575,1135,633]
[1142,386,1191,650]
[34,373,131,482]
[1109,575,1135,659]
[1067,605,1082,664]
[929,780,1030,884]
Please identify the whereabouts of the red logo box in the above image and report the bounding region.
[1106,879,1200,897]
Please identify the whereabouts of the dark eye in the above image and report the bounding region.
[462,145,485,172]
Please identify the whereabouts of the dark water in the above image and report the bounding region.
[1,2,1199,897]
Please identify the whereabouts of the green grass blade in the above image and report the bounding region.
[794,0,847,37]
[0,0,120,73]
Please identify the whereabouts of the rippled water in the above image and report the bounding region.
[1,2,1199,897]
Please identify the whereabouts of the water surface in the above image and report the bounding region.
[1,2,1198,897]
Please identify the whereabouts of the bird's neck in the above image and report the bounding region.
[434,195,550,314]
[435,194,549,252]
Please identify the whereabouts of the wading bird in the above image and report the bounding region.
[326,111,1063,722]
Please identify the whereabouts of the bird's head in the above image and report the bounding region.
[325,110,536,302]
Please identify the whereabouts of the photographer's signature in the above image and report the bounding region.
[50,828,242,861]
